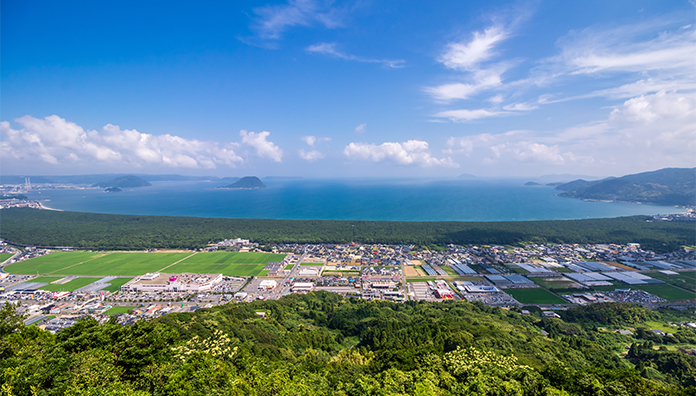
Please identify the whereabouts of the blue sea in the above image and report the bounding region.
[26,179,681,222]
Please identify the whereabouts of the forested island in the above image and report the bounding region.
[1,293,694,395]
[92,175,152,189]
[218,176,267,189]
[0,208,693,252]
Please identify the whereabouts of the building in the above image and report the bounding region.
[258,280,277,290]
[122,272,223,292]
[291,282,314,293]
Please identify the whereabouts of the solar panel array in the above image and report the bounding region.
[503,274,534,284]
[480,264,500,274]
[451,263,477,275]
[421,264,438,276]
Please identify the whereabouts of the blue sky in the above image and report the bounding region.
[1,0,694,178]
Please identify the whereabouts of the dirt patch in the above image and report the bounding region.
[404,266,420,277]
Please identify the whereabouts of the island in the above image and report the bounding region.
[104,187,122,192]
[524,181,541,186]
[92,175,151,188]
[217,176,267,190]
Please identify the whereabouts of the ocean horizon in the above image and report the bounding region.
[26,178,682,222]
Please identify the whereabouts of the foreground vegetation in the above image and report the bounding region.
[2,208,694,252]
[2,293,695,395]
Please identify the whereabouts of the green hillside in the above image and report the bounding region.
[557,168,696,206]
[2,294,695,395]
[220,176,267,189]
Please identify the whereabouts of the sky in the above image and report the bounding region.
[1,0,695,178]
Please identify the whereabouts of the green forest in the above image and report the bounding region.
[1,208,694,252]
[2,293,695,395]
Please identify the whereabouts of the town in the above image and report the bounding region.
[0,237,694,333]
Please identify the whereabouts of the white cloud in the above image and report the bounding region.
[239,130,283,162]
[251,0,344,40]
[306,42,405,68]
[354,123,366,133]
[503,102,538,111]
[298,149,324,161]
[301,135,317,146]
[439,26,508,71]
[344,140,458,167]
[0,115,243,169]
[434,108,508,122]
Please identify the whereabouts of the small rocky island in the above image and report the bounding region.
[218,176,267,190]
[104,187,123,192]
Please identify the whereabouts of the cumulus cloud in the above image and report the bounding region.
[0,115,244,169]
[301,135,317,146]
[239,130,283,162]
[306,43,404,68]
[298,149,324,161]
[354,123,366,133]
[344,140,458,167]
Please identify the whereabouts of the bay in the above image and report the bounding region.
[26,179,681,222]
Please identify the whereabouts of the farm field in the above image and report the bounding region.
[630,284,695,301]
[30,276,63,284]
[4,252,101,274]
[104,306,135,315]
[102,277,134,293]
[171,252,287,276]
[532,277,582,290]
[39,277,104,292]
[6,251,286,277]
[0,253,13,263]
[181,252,285,264]
[647,272,696,292]
[506,288,566,304]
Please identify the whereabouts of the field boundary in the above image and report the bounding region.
[156,252,199,273]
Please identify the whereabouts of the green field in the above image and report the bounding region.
[102,277,134,293]
[532,277,582,290]
[103,306,135,315]
[39,277,104,292]
[4,252,101,274]
[0,253,13,263]
[285,264,294,270]
[506,288,566,304]
[165,252,287,276]
[630,284,695,301]
[5,251,285,277]
[647,271,696,292]
[31,276,63,284]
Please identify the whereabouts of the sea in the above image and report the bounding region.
[26,179,682,222]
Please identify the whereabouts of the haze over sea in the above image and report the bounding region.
[26,179,682,222]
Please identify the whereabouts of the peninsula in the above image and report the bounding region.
[92,175,151,189]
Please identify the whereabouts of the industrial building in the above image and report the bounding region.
[121,272,223,292]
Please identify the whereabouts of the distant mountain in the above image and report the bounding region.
[457,173,476,179]
[524,181,542,186]
[0,174,223,185]
[92,175,151,188]
[545,182,564,187]
[219,176,267,190]
[556,168,696,206]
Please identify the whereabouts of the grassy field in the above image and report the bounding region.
[300,262,323,266]
[4,252,101,274]
[505,288,566,304]
[104,306,135,315]
[30,276,63,284]
[102,277,134,293]
[630,284,695,301]
[168,252,286,276]
[285,264,295,270]
[0,253,13,263]
[647,272,696,292]
[5,251,285,277]
[39,277,104,292]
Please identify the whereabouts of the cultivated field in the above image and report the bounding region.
[5,251,286,277]
[630,284,695,301]
[39,277,105,292]
[505,288,566,304]
[0,253,14,263]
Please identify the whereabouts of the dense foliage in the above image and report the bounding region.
[2,294,695,395]
[2,208,694,252]
[557,167,696,206]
